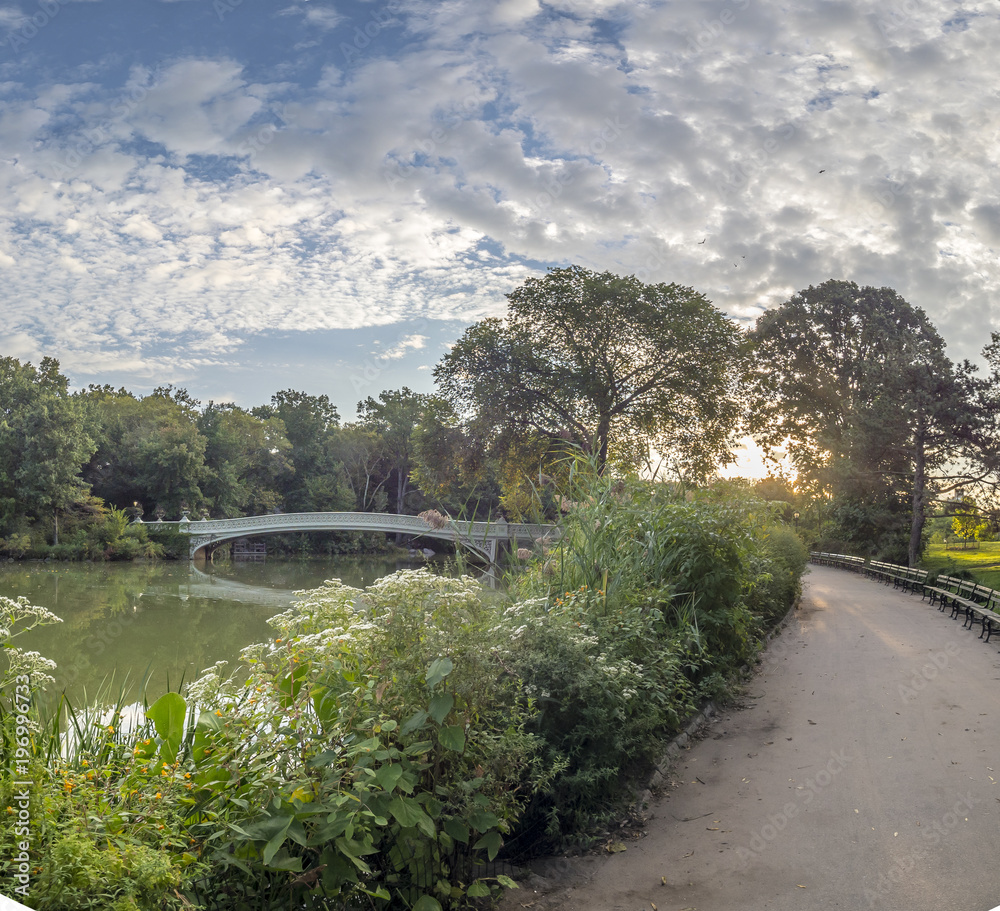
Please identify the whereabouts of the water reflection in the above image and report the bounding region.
[0,556,444,707]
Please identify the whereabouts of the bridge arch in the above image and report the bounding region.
[144,512,559,564]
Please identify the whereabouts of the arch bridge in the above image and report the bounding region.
[144,512,560,564]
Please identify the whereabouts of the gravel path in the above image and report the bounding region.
[504,564,1000,911]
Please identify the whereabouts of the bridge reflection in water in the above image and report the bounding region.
[144,511,560,565]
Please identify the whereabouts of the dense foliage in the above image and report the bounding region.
[750,279,1000,564]
[435,265,749,483]
[0,473,807,909]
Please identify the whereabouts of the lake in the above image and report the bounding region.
[1,556,450,708]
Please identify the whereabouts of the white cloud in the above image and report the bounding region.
[378,333,428,360]
[0,0,998,400]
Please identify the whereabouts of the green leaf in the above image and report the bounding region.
[334,838,374,873]
[387,796,435,837]
[311,687,339,727]
[404,740,433,756]
[442,818,470,844]
[467,882,491,898]
[401,710,429,735]
[497,874,518,889]
[412,896,443,911]
[278,662,310,709]
[468,808,499,833]
[428,692,454,724]
[425,657,453,689]
[262,817,293,866]
[145,691,186,765]
[374,763,403,793]
[474,830,503,861]
[437,725,465,752]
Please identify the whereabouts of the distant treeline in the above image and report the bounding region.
[4,265,1000,563]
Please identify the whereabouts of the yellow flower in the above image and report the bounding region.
[81,760,89,767]
[155,792,162,799]
[5,807,13,814]
[214,710,223,716]
[106,726,115,734]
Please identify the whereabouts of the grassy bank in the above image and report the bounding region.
[921,542,1000,588]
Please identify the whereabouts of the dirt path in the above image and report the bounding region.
[504,565,1000,911]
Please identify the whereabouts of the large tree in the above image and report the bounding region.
[356,387,429,515]
[435,265,747,479]
[750,279,999,564]
[0,357,94,542]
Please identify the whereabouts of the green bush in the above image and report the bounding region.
[0,464,809,907]
[503,464,806,846]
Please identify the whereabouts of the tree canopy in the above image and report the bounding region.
[749,279,1000,564]
[435,265,747,479]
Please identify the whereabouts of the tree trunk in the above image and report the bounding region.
[596,414,611,475]
[908,421,926,567]
[53,510,59,546]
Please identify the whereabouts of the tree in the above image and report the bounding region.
[951,497,987,548]
[410,397,501,518]
[0,357,95,542]
[434,265,747,479]
[80,385,210,518]
[357,387,429,515]
[750,280,999,564]
[253,391,350,512]
[198,402,293,516]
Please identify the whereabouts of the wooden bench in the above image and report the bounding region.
[970,591,1000,643]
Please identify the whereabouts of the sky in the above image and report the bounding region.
[1,0,998,448]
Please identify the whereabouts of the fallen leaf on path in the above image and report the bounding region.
[606,841,627,853]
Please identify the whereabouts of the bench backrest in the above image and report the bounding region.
[934,575,961,592]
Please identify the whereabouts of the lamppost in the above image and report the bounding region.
[793,511,800,533]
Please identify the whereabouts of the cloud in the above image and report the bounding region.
[378,333,428,360]
[0,0,998,404]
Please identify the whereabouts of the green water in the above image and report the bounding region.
[0,556,439,707]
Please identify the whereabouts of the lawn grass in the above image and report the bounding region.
[922,541,1000,588]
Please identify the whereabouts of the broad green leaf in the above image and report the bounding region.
[401,710,429,735]
[412,896,443,911]
[474,830,503,861]
[145,691,186,765]
[442,818,470,844]
[387,796,435,837]
[497,874,518,889]
[428,692,454,724]
[468,808,499,833]
[425,657,453,689]
[311,687,339,727]
[467,882,491,898]
[438,725,465,753]
[277,662,310,709]
[262,817,292,866]
[374,763,403,793]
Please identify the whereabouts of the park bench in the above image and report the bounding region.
[968,590,1000,643]
[937,578,989,623]
[866,560,926,593]
[923,573,962,608]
